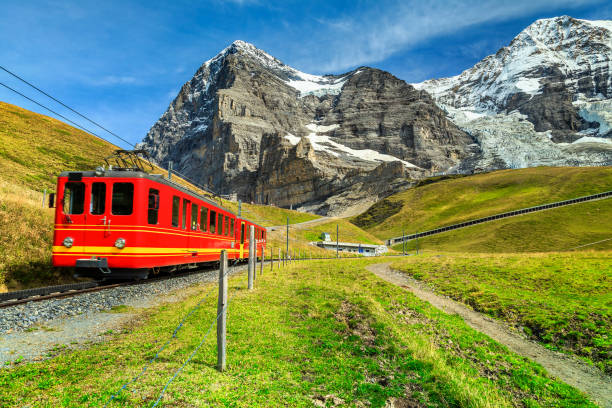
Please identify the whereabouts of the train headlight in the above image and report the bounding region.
[114,238,126,249]
[63,237,74,248]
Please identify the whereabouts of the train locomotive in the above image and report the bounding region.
[51,150,266,279]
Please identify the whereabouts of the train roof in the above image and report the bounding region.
[58,170,264,229]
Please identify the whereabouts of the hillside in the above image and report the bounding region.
[0,102,326,289]
[393,198,612,253]
[354,166,612,244]
[0,101,118,191]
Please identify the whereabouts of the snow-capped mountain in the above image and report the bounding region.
[414,16,611,115]
[413,16,612,170]
[140,17,612,215]
[139,40,472,215]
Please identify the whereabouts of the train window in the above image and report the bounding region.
[224,216,229,236]
[182,199,189,229]
[210,210,217,233]
[218,213,223,235]
[240,223,245,244]
[172,196,180,227]
[90,182,105,215]
[230,218,234,237]
[148,189,159,225]
[200,207,208,232]
[111,183,133,215]
[191,203,198,230]
[63,182,85,215]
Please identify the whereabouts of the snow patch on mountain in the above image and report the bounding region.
[285,73,348,97]
[574,98,612,136]
[413,16,612,112]
[303,123,419,168]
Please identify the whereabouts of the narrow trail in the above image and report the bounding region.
[266,216,335,231]
[366,263,612,408]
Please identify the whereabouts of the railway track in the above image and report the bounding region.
[0,256,372,309]
[0,262,248,309]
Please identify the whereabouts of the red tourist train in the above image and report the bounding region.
[51,160,265,279]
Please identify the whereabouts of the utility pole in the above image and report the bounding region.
[248,226,255,289]
[286,216,289,262]
[336,224,339,258]
[238,200,242,217]
[402,228,405,255]
[168,161,173,181]
[415,230,419,255]
[217,250,228,372]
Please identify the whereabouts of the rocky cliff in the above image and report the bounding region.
[139,41,474,215]
[140,16,612,215]
[414,16,612,171]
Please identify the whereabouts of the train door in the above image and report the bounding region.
[239,221,245,258]
[60,179,87,248]
[190,202,198,257]
[86,181,110,242]
[182,198,191,255]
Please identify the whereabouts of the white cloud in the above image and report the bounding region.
[88,75,138,86]
[311,0,601,72]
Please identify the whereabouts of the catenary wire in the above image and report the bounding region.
[0,69,225,199]
[0,65,135,148]
[0,81,110,143]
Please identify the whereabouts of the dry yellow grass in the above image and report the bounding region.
[0,180,70,290]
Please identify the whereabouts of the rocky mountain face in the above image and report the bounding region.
[414,16,612,171]
[140,16,612,215]
[139,41,473,215]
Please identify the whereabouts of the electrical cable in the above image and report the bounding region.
[0,65,135,148]
[0,81,108,143]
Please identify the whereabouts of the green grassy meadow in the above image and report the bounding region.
[391,198,612,253]
[0,258,596,407]
[390,252,612,373]
[353,166,612,241]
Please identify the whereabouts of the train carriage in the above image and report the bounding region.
[51,160,266,279]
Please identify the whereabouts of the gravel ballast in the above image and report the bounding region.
[0,263,248,364]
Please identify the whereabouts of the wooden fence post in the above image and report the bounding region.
[260,250,264,277]
[217,250,228,372]
[248,226,255,290]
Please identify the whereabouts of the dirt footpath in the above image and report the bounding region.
[367,263,612,408]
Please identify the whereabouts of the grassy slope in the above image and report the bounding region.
[220,200,320,227]
[0,101,118,192]
[0,258,594,407]
[265,218,385,259]
[390,252,612,373]
[393,198,612,253]
[354,167,612,241]
[0,101,327,288]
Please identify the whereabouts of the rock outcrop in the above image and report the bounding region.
[140,17,612,215]
[414,16,612,169]
[139,41,474,215]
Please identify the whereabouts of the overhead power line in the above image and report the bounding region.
[0,67,226,200]
[0,65,135,147]
[0,81,108,143]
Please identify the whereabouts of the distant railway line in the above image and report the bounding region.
[387,190,612,246]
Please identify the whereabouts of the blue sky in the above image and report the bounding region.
[1,0,610,148]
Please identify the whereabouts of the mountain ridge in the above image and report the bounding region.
[139,16,612,215]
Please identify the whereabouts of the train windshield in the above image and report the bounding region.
[112,183,134,215]
[63,182,85,215]
[90,182,106,215]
